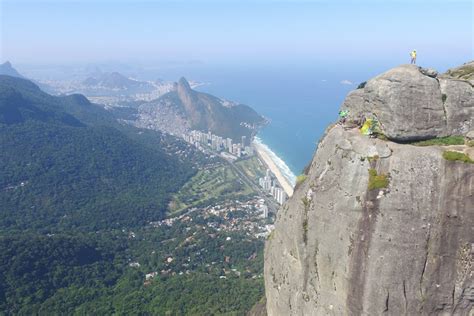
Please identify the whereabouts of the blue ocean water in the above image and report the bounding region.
[151,63,389,177]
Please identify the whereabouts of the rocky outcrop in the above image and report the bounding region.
[264,63,474,315]
[442,61,474,82]
[340,64,473,141]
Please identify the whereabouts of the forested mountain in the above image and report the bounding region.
[0,75,195,231]
[0,75,264,314]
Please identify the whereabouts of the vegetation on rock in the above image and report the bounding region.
[367,168,389,190]
[442,151,474,164]
[412,135,465,146]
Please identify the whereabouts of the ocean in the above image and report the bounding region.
[134,62,394,184]
[188,64,360,182]
[25,60,457,186]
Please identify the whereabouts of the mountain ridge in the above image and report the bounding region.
[0,75,195,231]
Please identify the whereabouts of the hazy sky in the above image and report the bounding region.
[1,0,472,67]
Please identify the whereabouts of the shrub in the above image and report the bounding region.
[296,174,307,186]
[357,81,367,89]
[442,151,474,164]
[302,219,308,244]
[367,155,379,163]
[375,133,389,141]
[412,136,465,146]
[368,168,389,190]
[442,94,447,103]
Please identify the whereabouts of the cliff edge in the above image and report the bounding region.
[264,63,473,315]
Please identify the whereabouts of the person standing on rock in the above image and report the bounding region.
[410,49,417,64]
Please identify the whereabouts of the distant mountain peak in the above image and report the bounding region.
[135,76,266,141]
[178,77,192,90]
[177,77,193,94]
[81,71,143,89]
[0,61,25,78]
[176,77,195,103]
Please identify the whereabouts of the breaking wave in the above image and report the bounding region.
[253,137,297,187]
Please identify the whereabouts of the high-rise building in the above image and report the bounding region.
[260,204,268,218]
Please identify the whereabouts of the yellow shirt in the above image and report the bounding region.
[411,51,417,58]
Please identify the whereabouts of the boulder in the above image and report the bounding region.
[419,67,438,78]
[340,64,473,141]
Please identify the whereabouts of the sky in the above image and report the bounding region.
[0,0,472,68]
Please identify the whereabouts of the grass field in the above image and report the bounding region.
[235,156,266,180]
[169,164,255,214]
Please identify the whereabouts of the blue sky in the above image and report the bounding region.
[0,0,472,67]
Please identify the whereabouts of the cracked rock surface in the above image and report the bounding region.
[264,63,474,315]
[340,64,473,141]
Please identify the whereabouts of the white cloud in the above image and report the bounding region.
[340,80,353,85]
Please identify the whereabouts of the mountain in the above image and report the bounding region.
[0,75,267,314]
[264,63,473,315]
[0,75,195,231]
[134,77,266,141]
[0,61,25,78]
[82,71,152,90]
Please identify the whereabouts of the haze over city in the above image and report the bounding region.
[0,0,473,314]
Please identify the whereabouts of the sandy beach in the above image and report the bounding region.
[253,141,294,197]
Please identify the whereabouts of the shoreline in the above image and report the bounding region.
[252,141,294,197]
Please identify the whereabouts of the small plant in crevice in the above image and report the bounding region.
[442,151,474,164]
[295,174,308,189]
[368,168,389,190]
[301,196,311,244]
[302,218,309,244]
[375,132,389,141]
[367,155,379,163]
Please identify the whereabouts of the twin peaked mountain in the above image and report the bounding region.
[0,61,266,142]
[134,77,266,141]
[0,74,196,231]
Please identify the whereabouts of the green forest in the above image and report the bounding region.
[0,75,265,314]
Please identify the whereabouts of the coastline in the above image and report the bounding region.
[252,140,295,197]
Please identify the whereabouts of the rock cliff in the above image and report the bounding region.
[264,63,474,315]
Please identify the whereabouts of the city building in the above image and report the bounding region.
[258,169,287,205]
[182,130,253,159]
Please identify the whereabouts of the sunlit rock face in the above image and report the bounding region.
[264,63,474,316]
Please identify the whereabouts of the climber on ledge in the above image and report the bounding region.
[410,49,417,64]
[338,110,349,124]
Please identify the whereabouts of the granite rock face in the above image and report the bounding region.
[340,64,473,141]
[264,63,474,315]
